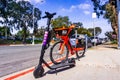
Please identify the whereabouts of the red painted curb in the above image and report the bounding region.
[4,59,63,80]
[0,44,10,46]
[4,61,52,80]
[4,55,73,80]
[4,68,34,80]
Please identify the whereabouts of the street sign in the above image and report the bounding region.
[92,13,97,19]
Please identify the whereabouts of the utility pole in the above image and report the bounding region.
[32,6,35,45]
[117,0,120,49]
[32,0,44,45]
[92,12,97,46]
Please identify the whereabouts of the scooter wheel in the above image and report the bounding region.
[68,58,76,67]
[33,65,44,78]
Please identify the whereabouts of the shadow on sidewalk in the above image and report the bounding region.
[47,66,75,74]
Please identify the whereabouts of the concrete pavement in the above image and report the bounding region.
[1,45,120,80]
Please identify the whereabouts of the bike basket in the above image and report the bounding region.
[53,28,69,36]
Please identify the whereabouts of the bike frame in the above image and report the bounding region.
[54,26,85,56]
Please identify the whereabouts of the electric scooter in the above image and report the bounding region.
[33,12,76,78]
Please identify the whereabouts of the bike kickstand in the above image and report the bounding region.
[55,68,57,75]
[76,53,80,61]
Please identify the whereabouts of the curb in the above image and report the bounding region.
[2,54,74,80]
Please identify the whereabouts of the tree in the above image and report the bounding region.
[105,31,117,41]
[0,0,41,43]
[51,16,71,28]
[0,26,11,36]
[0,0,6,14]
[77,27,92,37]
[35,26,45,38]
[73,22,83,28]
[0,0,16,38]
[104,3,118,37]
[91,0,118,39]
[18,1,41,43]
[88,27,102,36]
[16,29,30,41]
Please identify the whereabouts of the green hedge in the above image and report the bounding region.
[111,40,117,44]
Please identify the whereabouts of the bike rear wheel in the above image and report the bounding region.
[50,41,69,64]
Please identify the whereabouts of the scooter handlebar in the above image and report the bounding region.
[42,12,56,19]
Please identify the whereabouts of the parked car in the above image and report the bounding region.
[70,34,92,48]
[86,37,93,48]
[70,34,84,46]
[99,38,105,44]
[0,36,6,39]
[7,36,15,40]
[90,36,101,45]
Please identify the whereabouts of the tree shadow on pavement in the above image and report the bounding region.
[104,46,117,49]
[103,44,117,49]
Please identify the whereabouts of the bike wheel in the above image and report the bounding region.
[76,41,86,58]
[50,41,69,64]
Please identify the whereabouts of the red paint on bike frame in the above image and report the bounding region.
[54,25,85,55]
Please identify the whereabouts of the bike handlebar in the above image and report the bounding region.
[42,12,56,19]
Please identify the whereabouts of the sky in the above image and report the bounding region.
[17,0,113,37]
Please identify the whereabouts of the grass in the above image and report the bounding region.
[111,40,117,44]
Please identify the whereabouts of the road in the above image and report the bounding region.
[0,44,51,77]
[0,43,118,78]
[1,43,120,80]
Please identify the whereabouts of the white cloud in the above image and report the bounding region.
[60,3,91,15]
[61,8,66,11]
[60,5,77,12]
[84,10,90,15]
[69,5,77,12]
[70,5,77,10]
[78,3,91,10]
[78,3,91,15]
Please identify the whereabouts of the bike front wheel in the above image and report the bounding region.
[50,41,69,64]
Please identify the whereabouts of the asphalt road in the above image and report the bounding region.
[1,43,120,80]
[0,44,51,77]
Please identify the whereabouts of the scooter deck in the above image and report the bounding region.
[51,58,75,69]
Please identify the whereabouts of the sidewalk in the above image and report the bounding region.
[1,45,120,80]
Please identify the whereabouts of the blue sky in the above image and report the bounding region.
[19,0,113,37]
